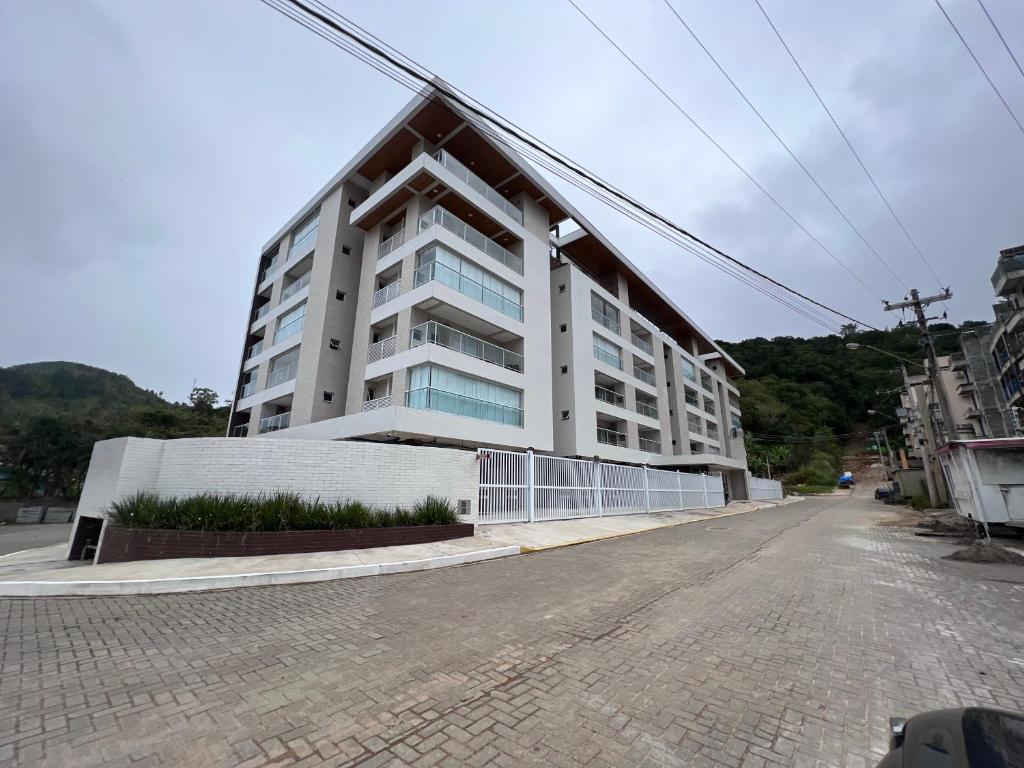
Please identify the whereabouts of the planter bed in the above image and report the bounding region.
[96,523,475,564]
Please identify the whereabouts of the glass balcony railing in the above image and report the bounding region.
[258,412,290,433]
[252,304,270,323]
[280,271,311,302]
[377,229,405,260]
[431,149,523,225]
[418,206,523,275]
[634,367,656,386]
[592,307,620,335]
[273,315,304,344]
[597,427,627,447]
[631,333,653,355]
[684,389,699,407]
[266,361,298,388]
[230,424,249,438]
[246,340,264,360]
[410,320,523,372]
[239,381,256,399]
[593,345,623,370]
[413,260,523,321]
[594,384,624,407]
[687,417,703,435]
[636,400,658,419]
[639,437,661,453]
[259,258,279,284]
[406,387,523,427]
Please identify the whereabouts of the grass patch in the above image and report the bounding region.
[109,492,459,532]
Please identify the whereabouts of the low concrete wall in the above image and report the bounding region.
[0,498,78,524]
[96,523,475,563]
[73,437,481,562]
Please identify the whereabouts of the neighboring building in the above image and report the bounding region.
[226,88,752,498]
[989,244,1024,416]
[955,326,1015,438]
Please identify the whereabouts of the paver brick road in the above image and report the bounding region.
[2,493,1023,767]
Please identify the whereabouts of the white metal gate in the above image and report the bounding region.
[748,474,784,500]
[478,449,726,524]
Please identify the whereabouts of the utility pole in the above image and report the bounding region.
[883,289,957,446]
[873,430,886,468]
[879,428,895,473]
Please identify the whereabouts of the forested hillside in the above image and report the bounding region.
[0,362,228,498]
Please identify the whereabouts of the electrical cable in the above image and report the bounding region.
[976,0,1024,87]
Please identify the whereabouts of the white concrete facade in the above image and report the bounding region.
[224,87,751,496]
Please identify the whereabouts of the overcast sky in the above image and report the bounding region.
[2,0,1022,401]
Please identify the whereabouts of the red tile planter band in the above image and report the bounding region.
[95,523,475,564]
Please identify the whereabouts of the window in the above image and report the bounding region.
[560,365,568,375]
[348,198,357,208]
[266,348,300,388]
[680,357,697,383]
[593,333,623,370]
[559,324,567,333]
[406,365,523,427]
[329,338,341,350]
[323,391,334,403]
[342,245,351,255]
[561,410,570,421]
[558,284,566,294]
[415,245,523,321]
[274,303,306,344]
[336,290,345,301]
[288,210,319,259]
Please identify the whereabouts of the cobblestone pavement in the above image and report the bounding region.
[2,493,1023,767]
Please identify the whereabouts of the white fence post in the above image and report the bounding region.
[526,448,535,523]
[675,470,684,510]
[594,458,603,516]
[702,473,710,509]
[642,466,651,514]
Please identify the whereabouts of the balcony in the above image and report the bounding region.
[406,387,523,427]
[280,270,311,302]
[252,304,270,323]
[965,406,981,420]
[258,412,290,433]
[595,384,624,407]
[258,257,280,284]
[273,315,304,345]
[362,395,392,412]
[639,436,661,453]
[992,253,1024,296]
[367,336,397,364]
[631,333,653,355]
[239,381,256,399]
[597,426,627,447]
[593,345,623,370]
[635,399,658,419]
[246,339,264,360]
[373,280,401,309]
[413,259,524,321]
[410,320,523,372]
[418,206,523,275]
[634,366,656,386]
[377,229,405,261]
[592,307,620,335]
[230,424,248,438]
[266,361,298,388]
[431,149,523,226]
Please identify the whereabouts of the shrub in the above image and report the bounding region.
[109,492,458,532]
[908,495,931,511]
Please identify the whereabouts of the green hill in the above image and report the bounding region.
[0,361,228,498]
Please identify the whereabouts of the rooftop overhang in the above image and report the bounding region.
[992,252,1024,296]
[556,229,744,377]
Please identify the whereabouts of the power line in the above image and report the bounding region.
[976,0,1024,86]
[259,0,881,332]
[656,0,910,294]
[564,0,887,305]
[751,0,950,302]
[932,0,1024,138]
[748,425,900,443]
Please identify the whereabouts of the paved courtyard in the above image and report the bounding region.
[2,493,1023,767]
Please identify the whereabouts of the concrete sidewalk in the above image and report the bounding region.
[0,498,798,596]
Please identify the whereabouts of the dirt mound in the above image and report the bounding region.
[943,541,1024,565]
[917,511,973,534]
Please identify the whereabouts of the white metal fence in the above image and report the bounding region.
[478,449,726,524]
[748,474,784,500]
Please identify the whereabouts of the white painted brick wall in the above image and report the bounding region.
[74,437,479,520]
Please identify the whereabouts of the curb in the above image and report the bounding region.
[515,498,801,553]
[0,546,521,598]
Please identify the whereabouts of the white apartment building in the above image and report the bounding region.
[227,87,752,499]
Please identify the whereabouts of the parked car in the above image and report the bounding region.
[876,707,1023,766]
[874,486,894,501]
[838,471,856,488]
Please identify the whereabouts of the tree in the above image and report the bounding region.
[188,386,219,416]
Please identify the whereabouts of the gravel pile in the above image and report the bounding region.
[943,541,1024,565]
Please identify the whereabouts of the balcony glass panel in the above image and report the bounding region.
[239,381,256,399]
[410,320,523,372]
[246,340,264,360]
[594,384,624,407]
[684,387,699,407]
[280,270,311,302]
[680,358,697,383]
[593,334,623,370]
[266,360,298,388]
[431,149,523,225]
[418,206,523,274]
[635,399,658,419]
[253,304,270,323]
[639,437,661,452]
[414,247,523,321]
[634,367,656,386]
[274,304,306,344]
[406,365,523,427]
[258,412,290,433]
[631,333,653,355]
[597,427,627,447]
[288,210,319,259]
[230,424,249,438]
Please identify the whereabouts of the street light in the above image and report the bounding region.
[845,342,926,369]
